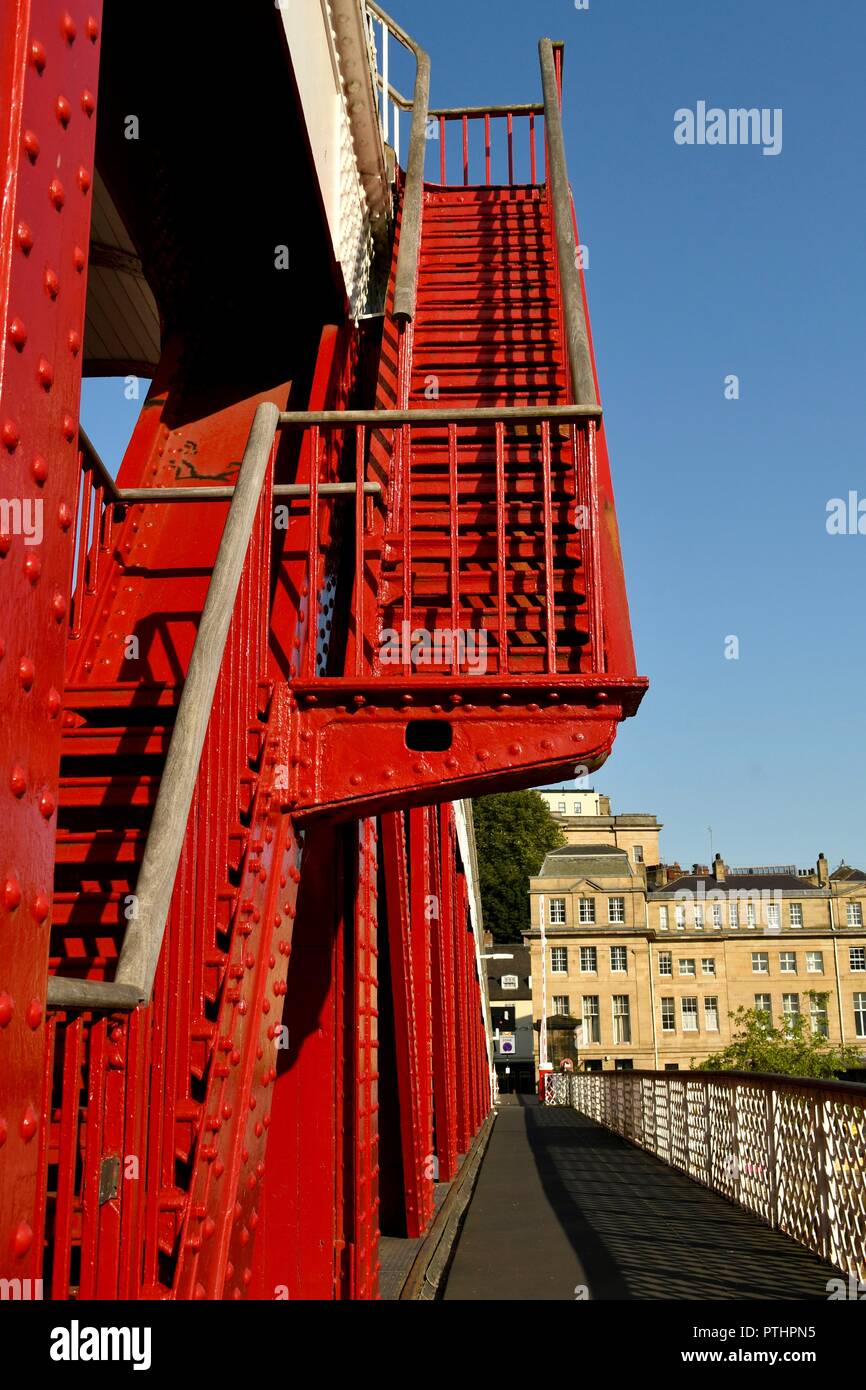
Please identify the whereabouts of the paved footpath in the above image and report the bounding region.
[442,1096,842,1301]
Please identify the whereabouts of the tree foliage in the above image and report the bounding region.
[695,1003,863,1080]
[472,791,566,942]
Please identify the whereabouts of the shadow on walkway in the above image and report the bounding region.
[442,1097,842,1301]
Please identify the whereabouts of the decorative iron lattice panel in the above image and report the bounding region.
[547,1070,866,1281]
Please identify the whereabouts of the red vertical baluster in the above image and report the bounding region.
[87,483,103,594]
[495,420,508,675]
[462,113,469,185]
[586,421,605,671]
[71,459,92,639]
[439,115,446,183]
[355,424,365,676]
[402,422,412,677]
[507,112,514,183]
[530,112,537,183]
[448,422,459,673]
[541,419,556,674]
[484,112,491,183]
[305,424,320,678]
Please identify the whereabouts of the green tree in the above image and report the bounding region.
[695,999,863,1080]
[472,791,565,942]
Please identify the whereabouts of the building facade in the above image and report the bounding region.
[533,787,662,866]
[525,799,866,1073]
[486,942,535,1093]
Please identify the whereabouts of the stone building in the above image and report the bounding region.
[525,794,866,1073]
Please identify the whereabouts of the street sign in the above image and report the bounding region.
[499,1032,515,1055]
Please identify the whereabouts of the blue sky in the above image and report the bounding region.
[83,0,866,872]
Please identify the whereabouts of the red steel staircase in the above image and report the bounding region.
[0,4,644,1303]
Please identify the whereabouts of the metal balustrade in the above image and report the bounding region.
[543,1069,866,1280]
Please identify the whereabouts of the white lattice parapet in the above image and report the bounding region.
[280,1,389,319]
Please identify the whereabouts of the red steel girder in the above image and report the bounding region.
[174,685,298,1301]
[431,806,458,1181]
[0,0,102,1284]
[380,810,432,1238]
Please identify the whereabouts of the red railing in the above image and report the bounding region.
[430,104,546,186]
[69,432,118,640]
[282,406,606,684]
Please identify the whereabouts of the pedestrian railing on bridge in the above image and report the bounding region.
[543,1069,866,1281]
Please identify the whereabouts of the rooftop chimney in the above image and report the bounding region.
[712,853,727,883]
[817,853,829,888]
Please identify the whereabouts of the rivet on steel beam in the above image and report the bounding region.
[2,420,20,451]
[30,40,47,70]
[12,1222,33,1258]
[16,223,34,253]
[203,1218,216,1240]
[20,1105,38,1142]
[445,757,458,770]
[73,245,86,272]
[86,16,99,41]
[24,555,41,585]
[77,165,91,194]
[37,356,53,389]
[31,455,48,484]
[540,739,553,750]
[60,11,77,42]
[4,878,22,911]
[52,590,67,619]
[0,994,13,1027]
[476,749,490,760]
[19,657,35,689]
[23,130,40,162]
[349,773,362,786]
[58,502,72,530]
[32,892,50,923]
[26,1000,43,1030]
[0,1119,6,1147]
[39,791,56,820]
[61,413,76,441]
[44,268,59,298]
[383,769,394,779]
[49,179,65,209]
[213,1159,225,1178]
[9,766,26,797]
[47,686,61,717]
[8,318,27,348]
[56,95,72,126]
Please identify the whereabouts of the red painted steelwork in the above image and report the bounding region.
[0,5,640,1300]
[0,0,103,1286]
